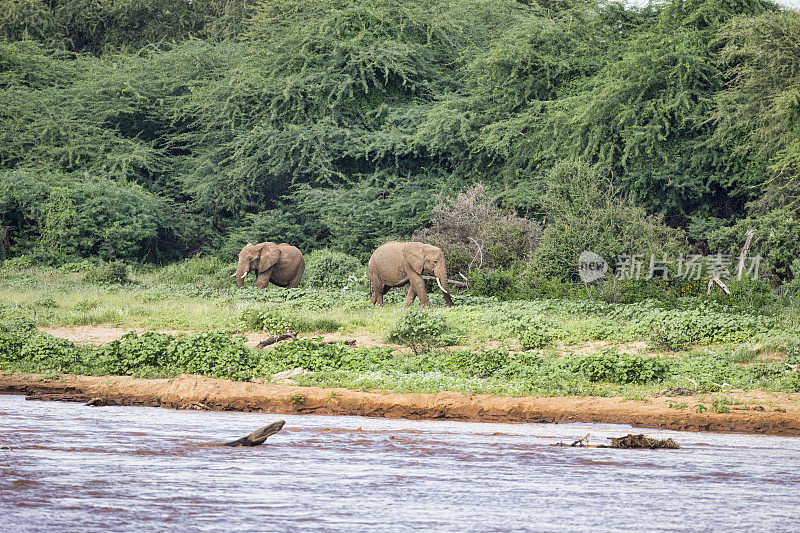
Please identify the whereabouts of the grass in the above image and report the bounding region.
[1,261,800,397]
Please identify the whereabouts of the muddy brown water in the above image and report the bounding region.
[2,395,800,532]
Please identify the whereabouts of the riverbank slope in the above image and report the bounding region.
[3,372,800,436]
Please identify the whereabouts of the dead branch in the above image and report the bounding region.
[735,229,755,279]
[571,434,591,447]
[707,275,731,295]
[256,331,298,348]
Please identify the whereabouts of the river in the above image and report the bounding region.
[2,394,799,532]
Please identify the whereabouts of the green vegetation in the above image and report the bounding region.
[2,0,800,397]
[1,263,800,397]
[1,0,799,289]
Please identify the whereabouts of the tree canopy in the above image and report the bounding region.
[1,0,799,280]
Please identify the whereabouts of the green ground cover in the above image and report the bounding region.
[2,261,799,398]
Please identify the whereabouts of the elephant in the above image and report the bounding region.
[233,242,305,289]
[368,241,454,307]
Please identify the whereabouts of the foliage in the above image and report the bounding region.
[2,0,800,297]
[526,160,686,282]
[236,309,297,334]
[518,319,554,350]
[707,208,800,282]
[412,184,542,276]
[387,308,458,355]
[560,350,671,385]
[302,249,365,289]
[84,261,130,284]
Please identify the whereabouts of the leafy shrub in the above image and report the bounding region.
[612,304,769,349]
[518,319,554,350]
[236,309,297,334]
[0,256,32,269]
[412,184,541,277]
[19,333,87,373]
[94,331,176,376]
[169,332,256,381]
[707,207,800,282]
[0,318,35,362]
[387,309,458,355]
[154,256,232,286]
[445,349,511,378]
[468,269,519,300]
[527,160,685,282]
[255,339,394,375]
[85,261,130,284]
[561,350,671,384]
[302,249,365,289]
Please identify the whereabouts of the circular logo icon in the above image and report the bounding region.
[577,251,607,283]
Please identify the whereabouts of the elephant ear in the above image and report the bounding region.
[402,244,425,275]
[257,243,281,272]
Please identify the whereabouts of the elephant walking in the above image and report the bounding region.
[368,241,454,307]
[233,242,305,289]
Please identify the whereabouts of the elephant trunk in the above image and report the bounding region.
[235,258,250,288]
[434,264,454,307]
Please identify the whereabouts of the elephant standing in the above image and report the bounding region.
[233,242,305,289]
[368,241,454,307]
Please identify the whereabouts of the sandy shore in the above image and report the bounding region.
[3,372,800,436]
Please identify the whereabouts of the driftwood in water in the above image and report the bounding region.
[256,332,298,348]
[556,433,680,449]
[607,434,679,449]
[224,420,286,447]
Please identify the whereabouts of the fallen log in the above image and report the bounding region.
[256,331,298,348]
[223,420,286,447]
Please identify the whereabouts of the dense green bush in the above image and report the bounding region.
[237,309,297,334]
[387,309,459,355]
[170,332,256,381]
[255,339,395,375]
[302,249,365,289]
[518,319,554,350]
[94,331,175,377]
[561,350,671,385]
[527,160,686,282]
[84,261,130,284]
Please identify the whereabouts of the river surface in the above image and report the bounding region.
[2,395,800,532]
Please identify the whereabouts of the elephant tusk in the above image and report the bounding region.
[240,272,248,279]
[436,277,450,295]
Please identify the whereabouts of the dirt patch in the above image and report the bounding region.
[3,372,800,436]
[39,326,403,351]
[41,326,186,345]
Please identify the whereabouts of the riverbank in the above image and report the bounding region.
[3,372,800,436]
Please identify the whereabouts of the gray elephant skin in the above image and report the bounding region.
[368,241,454,307]
[234,242,305,289]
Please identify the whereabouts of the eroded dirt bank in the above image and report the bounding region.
[3,373,800,436]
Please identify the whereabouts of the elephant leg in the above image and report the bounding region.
[255,270,272,289]
[404,286,417,307]
[287,268,303,289]
[408,277,429,307]
[370,279,385,305]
